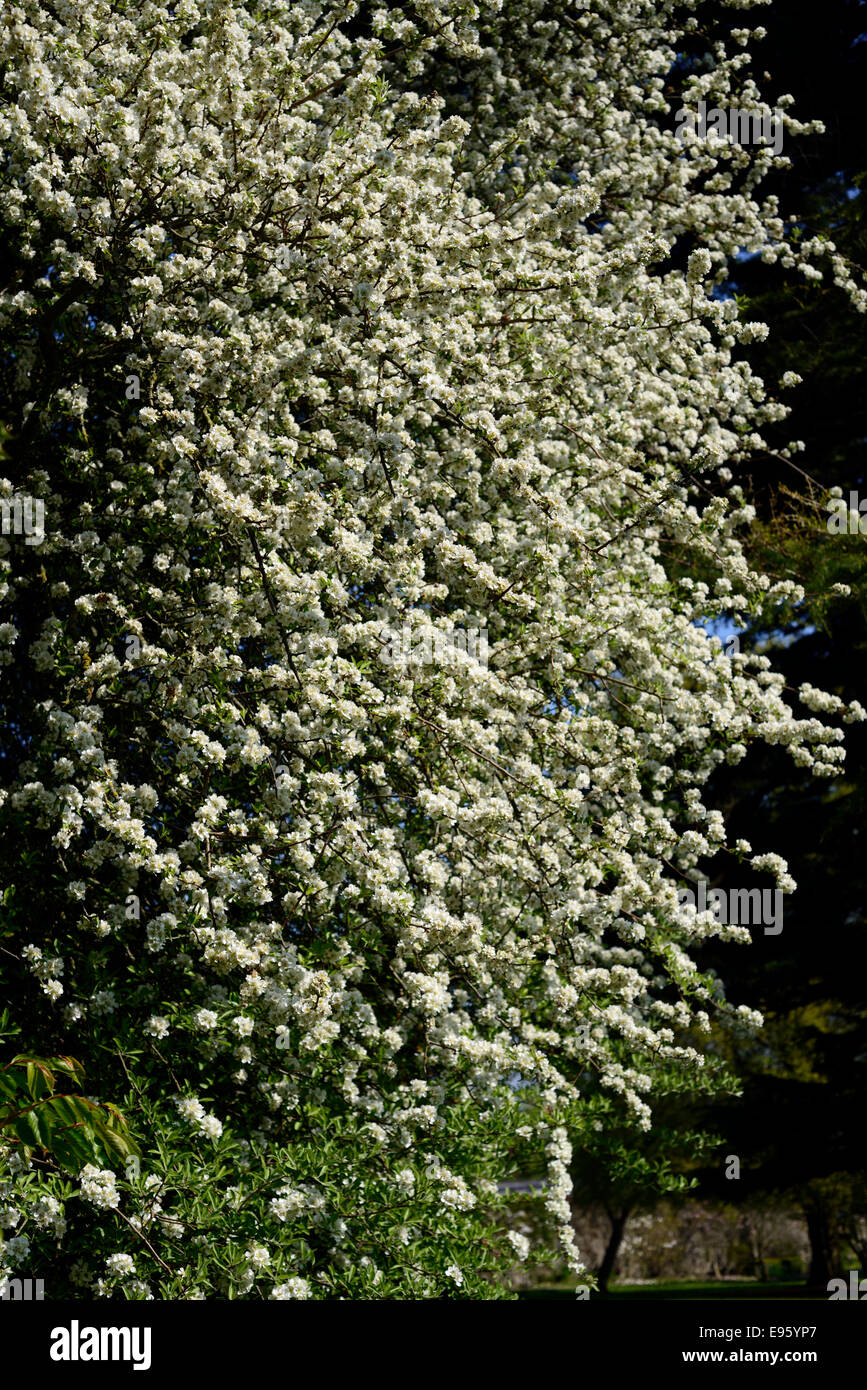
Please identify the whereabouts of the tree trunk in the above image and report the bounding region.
[804,1202,833,1292]
[597,1207,631,1294]
[747,1220,768,1281]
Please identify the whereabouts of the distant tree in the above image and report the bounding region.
[569,1071,728,1293]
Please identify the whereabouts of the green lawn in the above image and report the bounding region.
[521,1278,821,1300]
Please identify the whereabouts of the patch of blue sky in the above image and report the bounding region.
[696,613,741,645]
[695,613,817,650]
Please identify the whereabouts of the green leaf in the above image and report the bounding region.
[0,1055,140,1172]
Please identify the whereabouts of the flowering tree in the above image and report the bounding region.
[0,0,862,1299]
